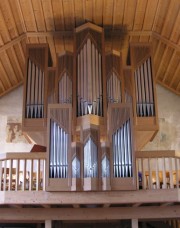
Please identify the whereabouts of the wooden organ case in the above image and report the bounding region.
[22,23,158,191]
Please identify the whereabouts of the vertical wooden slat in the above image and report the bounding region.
[169,158,174,189]
[175,158,179,189]
[155,158,160,189]
[162,157,166,189]
[136,158,139,189]
[141,158,145,189]
[29,159,33,191]
[22,159,26,191]
[15,159,19,191]
[36,159,40,191]
[43,159,46,191]
[3,160,7,191]
[0,161,2,191]
[8,160,13,191]
[148,158,152,189]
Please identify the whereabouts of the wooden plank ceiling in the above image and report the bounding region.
[0,0,179,97]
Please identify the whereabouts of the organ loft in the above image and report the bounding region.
[22,22,158,191]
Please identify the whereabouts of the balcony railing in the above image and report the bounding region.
[0,152,46,191]
[0,150,179,191]
[136,150,180,190]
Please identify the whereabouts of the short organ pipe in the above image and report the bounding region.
[112,119,133,178]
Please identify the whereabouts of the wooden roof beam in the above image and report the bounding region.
[0,33,26,53]
[153,32,180,51]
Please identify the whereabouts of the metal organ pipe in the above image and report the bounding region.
[135,57,155,117]
[84,138,98,178]
[112,119,132,178]
[49,119,68,179]
[25,59,44,119]
[107,72,121,103]
[77,38,103,117]
[59,73,72,104]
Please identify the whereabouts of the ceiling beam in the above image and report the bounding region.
[0,34,26,53]
[153,32,180,51]
[26,30,152,38]
[0,81,23,98]
[0,206,179,221]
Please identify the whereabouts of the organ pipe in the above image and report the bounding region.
[112,119,132,178]
[102,156,110,178]
[84,138,98,178]
[25,59,44,118]
[72,157,80,178]
[59,72,72,104]
[49,119,68,178]
[77,38,103,117]
[107,72,121,103]
[135,57,155,117]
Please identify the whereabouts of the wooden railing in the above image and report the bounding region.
[0,150,180,191]
[0,152,46,191]
[136,150,180,190]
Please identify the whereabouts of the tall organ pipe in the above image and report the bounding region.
[25,59,44,119]
[135,58,155,117]
[77,38,103,117]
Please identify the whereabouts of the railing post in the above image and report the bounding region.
[0,161,2,191]
[36,159,40,191]
[175,158,179,189]
[162,157,167,189]
[155,158,159,189]
[8,159,13,191]
[3,160,7,191]
[29,159,33,191]
[141,158,146,189]
[15,159,19,191]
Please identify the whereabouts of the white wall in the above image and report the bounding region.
[0,86,33,153]
[143,84,180,151]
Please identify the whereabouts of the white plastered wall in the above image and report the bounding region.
[0,86,33,153]
[143,84,180,151]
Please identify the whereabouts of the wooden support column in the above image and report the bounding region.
[131,219,138,228]
[45,220,52,228]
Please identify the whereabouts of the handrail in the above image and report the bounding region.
[136,151,180,190]
[0,152,46,161]
[136,150,180,158]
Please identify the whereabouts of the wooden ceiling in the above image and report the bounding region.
[0,0,179,97]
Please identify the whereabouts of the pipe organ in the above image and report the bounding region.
[23,23,158,191]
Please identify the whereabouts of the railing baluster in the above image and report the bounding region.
[29,159,33,191]
[155,158,160,189]
[162,157,167,189]
[169,158,174,188]
[8,159,13,191]
[148,158,152,189]
[15,159,19,191]
[36,159,40,191]
[141,159,146,189]
[0,160,2,191]
[175,158,179,189]
[136,158,139,189]
[3,160,7,191]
